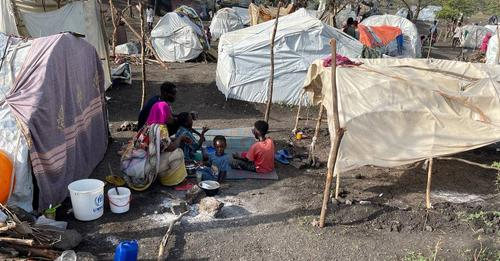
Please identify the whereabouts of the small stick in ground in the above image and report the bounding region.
[157,211,189,261]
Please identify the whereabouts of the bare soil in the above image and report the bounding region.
[58,6,500,260]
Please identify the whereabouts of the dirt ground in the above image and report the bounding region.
[58,6,500,261]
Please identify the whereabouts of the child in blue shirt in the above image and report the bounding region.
[201,135,230,183]
[175,112,208,161]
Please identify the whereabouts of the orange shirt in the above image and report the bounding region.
[246,138,275,173]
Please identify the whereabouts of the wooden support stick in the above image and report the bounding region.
[0,237,34,246]
[128,0,134,17]
[157,211,189,261]
[319,39,344,228]
[435,157,500,171]
[293,92,305,133]
[426,34,432,59]
[139,1,146,110]
[109,0,117,57]
[120,16,169,71]
[426,158,433,209]
[308,103,325,165]
[496,25,500,64]
[264,1,281,123]
[298,117,327,122]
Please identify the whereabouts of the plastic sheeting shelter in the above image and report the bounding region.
[216,9,363,106]
[486,33,499,64]
[209,8,244,41]
[232,7,250,25]
[0,33,108,212]
[302,58,500,174]
[395,5,442,21]
[361,14,421,58]
[462,25,493,49]
[151,12,208,62]
[0,0,112,89]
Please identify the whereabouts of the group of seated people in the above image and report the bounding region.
[120,82,275,191]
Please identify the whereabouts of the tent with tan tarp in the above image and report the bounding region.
[248,3,295,26]
[0,0,112,88]
[303,58,500,175]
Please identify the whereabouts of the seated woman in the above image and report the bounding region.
[175,112,209,161]
[121,102,192,191]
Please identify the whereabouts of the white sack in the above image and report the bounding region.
[116,42,139,55]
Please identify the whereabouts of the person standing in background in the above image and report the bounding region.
[146,6,154,31]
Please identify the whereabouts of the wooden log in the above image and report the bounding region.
[263,1,282,123]
[0,222,16,232]
[426,158,433,209]
[5,244,60,260]
[109,0,117,57]
[120,16,169,71]
[157,211,189,261]
[319,39,344,228]
[0,237,34,246]
[139,1,147,110]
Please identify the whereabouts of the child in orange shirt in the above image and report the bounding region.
[231,120,275,173]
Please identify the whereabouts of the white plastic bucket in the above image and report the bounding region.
[107,187,131,214]
[68,179,104,221]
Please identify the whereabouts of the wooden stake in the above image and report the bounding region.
[263,1,282,123]
[426,34,432,59]
[109,0,117,57]
[319,39,344,228]
[139,1,146,110]
[293,91,306,133]
[157,211,188,260]
[128,0,134,17]
[308,103,325,165]
[496,25,500,64]
[426,158,433,209]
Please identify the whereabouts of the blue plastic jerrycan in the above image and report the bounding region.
[114,240,138,261]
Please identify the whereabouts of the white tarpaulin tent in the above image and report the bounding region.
[486,33,499,64]
[0,0,112,89]
[151,12,207,62]
[216,8,363,105]
[462,25,493,49]
[232,7,250,25]
[209,8,244,41]
[395,5,442,21]
[303,58,500,174]
[361,14,422,58]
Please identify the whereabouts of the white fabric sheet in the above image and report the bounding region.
[361,14,422,58]
[232,7,250,25]
[486,33,499,64]
[216,8,363,106]
[303,58,500,174]
[151,12,205,62]
[0,0,19,35]
[209,8,244,41]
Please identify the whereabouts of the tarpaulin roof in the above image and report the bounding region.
[303,58,500,174]
[216,8,362,106]
[248,3,295,26]
[358,24,402,48]
[209,8,244,41]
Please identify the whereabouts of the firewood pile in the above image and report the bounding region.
[0,204,81,260]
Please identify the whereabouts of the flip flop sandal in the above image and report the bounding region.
[275,153,290,165]
[106,175,126,186]
[277,149,293,159]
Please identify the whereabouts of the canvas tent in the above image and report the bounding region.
[0,33,108,212]
[358,24,403,57]
[462,25,493,49]
[361,14,421,58]
[486,33,499,64]
[209,8,244,41]
[0,0,112,89]
[395,5,442,21]
[151,10,208,62]
[216,9,363,106]
[232,7,250,25]
[303,58,500,175]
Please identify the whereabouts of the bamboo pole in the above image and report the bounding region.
[426,158,433,209]
[109,0,117,57]
[139,1,146,110]
[120,16,169,71]
[319,39,344,228]
[264,1,282,123]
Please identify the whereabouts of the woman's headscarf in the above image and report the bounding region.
[146,101,171,125]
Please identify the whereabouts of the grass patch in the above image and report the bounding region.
[459,211,500,228]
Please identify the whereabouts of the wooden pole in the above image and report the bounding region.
[157,211,188,260]
[319,39,344,228]
[293,91,306,133]
[109,0,117,57]
[426,158,433,209]
[128,0,134,17]
[263,2,281,123]
[308,103,325,165]
[496,25,500,64]
[139,1,146,110]
[426,33,432,59]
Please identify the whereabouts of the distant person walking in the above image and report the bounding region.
[343,17,357,39]
[146,6,154,31]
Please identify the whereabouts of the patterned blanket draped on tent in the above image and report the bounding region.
[248,3,295,25]
[1,34,108,210]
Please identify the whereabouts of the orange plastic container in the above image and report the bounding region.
[0,150,14,204]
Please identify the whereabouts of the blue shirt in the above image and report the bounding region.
[176,126,201,160]
[208,153,230,175]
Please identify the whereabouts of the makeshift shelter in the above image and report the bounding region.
[301,57,500,224]
[209,8,244,41]
[0,0,112,88]
[248,3,295,25]
[462,25,494,49]
[361,14,421,58]
[486,33,499,64]
[216,9,363,106]
[358,24,403,56]
[395,5,442,21]
[0,33,108,212]
[151,9,209,62]
[232,6,250,25]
